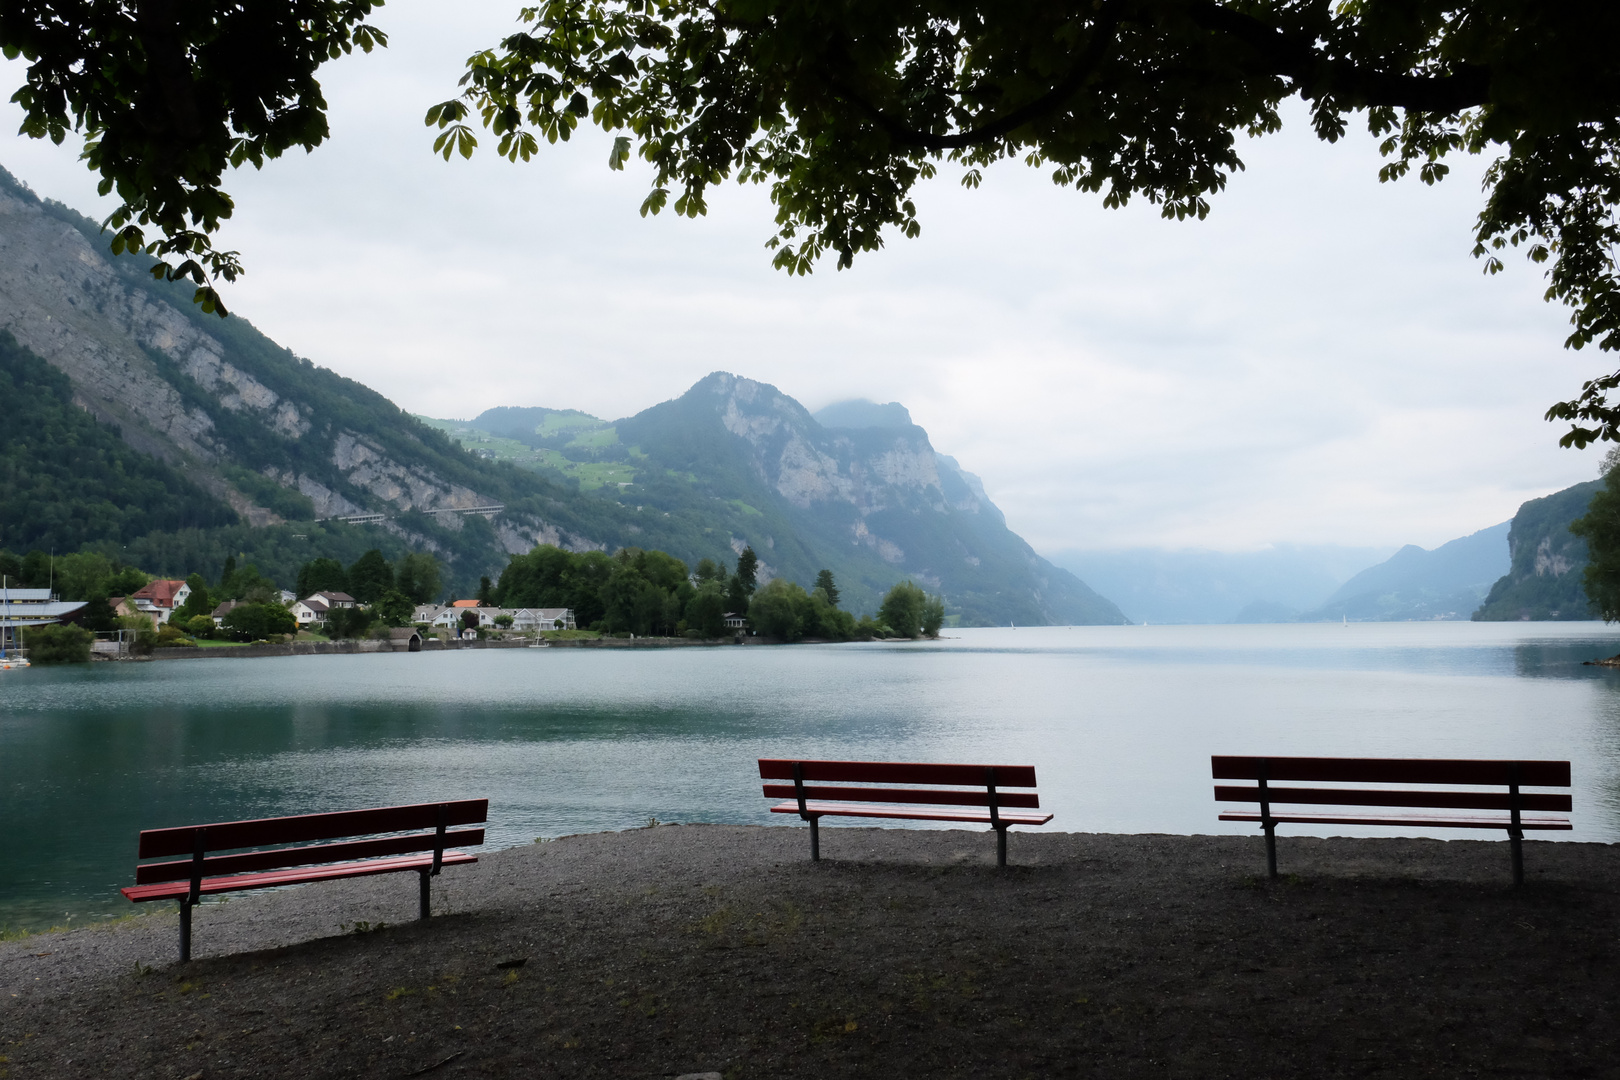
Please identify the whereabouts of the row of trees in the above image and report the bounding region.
[495,543,945,640]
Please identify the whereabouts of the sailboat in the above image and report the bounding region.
[0,575,29,669]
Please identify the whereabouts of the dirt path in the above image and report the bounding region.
[3,825,1617,1078]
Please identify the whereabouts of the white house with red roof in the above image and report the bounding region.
[129,580,190,625]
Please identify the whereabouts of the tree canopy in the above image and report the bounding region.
[9,2,1620,439]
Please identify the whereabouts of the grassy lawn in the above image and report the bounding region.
[541,629,602,641]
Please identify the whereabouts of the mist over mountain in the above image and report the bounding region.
[1048,545,1396,624]
[1299,522,1510,621]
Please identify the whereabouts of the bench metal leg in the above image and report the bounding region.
[996,827,1008,868]
[809,817,820,862]
[1510,829,1524,887]
[419,867,432,919]
[1264,823,1278,879]
[178,899,192,963]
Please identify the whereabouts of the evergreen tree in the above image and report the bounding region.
[813,569,840,607]
[297,557,349,599]
[348,549,395,604]
[395,552,442,605]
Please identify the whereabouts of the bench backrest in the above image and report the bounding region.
[1212,756,1571,812]
[759,759,1040,809]
[134,799,489,885]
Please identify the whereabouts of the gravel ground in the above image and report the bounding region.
[3,824,1619,1079]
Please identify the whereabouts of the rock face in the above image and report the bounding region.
[0,165,1123,623]
[616,373,1129,625]
[0,171,501,527]
[1472,479,1601,621]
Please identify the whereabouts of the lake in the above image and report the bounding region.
[5,622,1620,930]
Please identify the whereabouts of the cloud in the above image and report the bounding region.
[0,1,1601,555]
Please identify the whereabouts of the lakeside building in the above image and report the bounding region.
[291,597,330,627]
[129,579,190,625]
[0,588,89,652]
[509,608,576,631]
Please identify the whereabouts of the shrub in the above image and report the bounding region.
[222,602,297,641]
[155,624,195,647]
[22,623,93,663]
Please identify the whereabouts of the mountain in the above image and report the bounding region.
[1473,480,1602,621]
[429,383,1128,625]
[1298,522,1511,621]
[0,164,1121,624]
[1047,545,1396,624]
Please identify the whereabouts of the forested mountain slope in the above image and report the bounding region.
[1473,481,1602,621]
[0,165,1121,622]
[431,379,1127,623]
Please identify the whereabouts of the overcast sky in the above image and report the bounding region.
[0,1,1604,556]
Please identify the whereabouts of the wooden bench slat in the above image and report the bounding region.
[1211,756,1570,786]
[769,800,1053,825]
[1214,785,1573,813]
[137,799,490,858]
[1219,811,1572,831]
[134,828,487,885]
[761,783,1041,809]
[121,851,479,903]
[758,759,1038,787]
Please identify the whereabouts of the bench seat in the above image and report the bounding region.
[1213,756,1571,884]
[770,800,1052,826]
[125,799,488,961]
[760,759,1051,866]
[1219,811,1570,831]
[121,850,478,904]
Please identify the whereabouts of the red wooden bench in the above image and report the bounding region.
[759,759,1052,866]
[1212,756,1571,884]
[122,799,488,961]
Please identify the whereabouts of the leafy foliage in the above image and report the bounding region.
[347,549,395,604]
[21,622,92,663]
[297,557,349,599]
[0,0,388,314]
[431,0,1620,442]
[11,5,1620,441]
[221,601,297,641]
[879,580,945,639]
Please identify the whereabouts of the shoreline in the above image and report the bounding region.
[4,825,1620,1077]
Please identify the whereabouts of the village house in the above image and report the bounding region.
[311,591,357,610]
[508,607,576,631]
[211,600,245,628]
[723,612,747,629]
[413,603,448,625]
[429,605,502,630]
[129,580,190,625]
[290,596,330,627]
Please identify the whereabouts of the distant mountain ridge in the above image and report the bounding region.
[1300,522,1511,621]
[436,381,1127,625]
[1049,545,1396,624]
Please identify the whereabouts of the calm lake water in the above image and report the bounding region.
[5,622,1620,930]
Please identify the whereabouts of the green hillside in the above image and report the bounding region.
[0,331,238,551]
[1472,480,1601,621]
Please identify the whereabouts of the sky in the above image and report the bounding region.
[0,1,1604,558]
